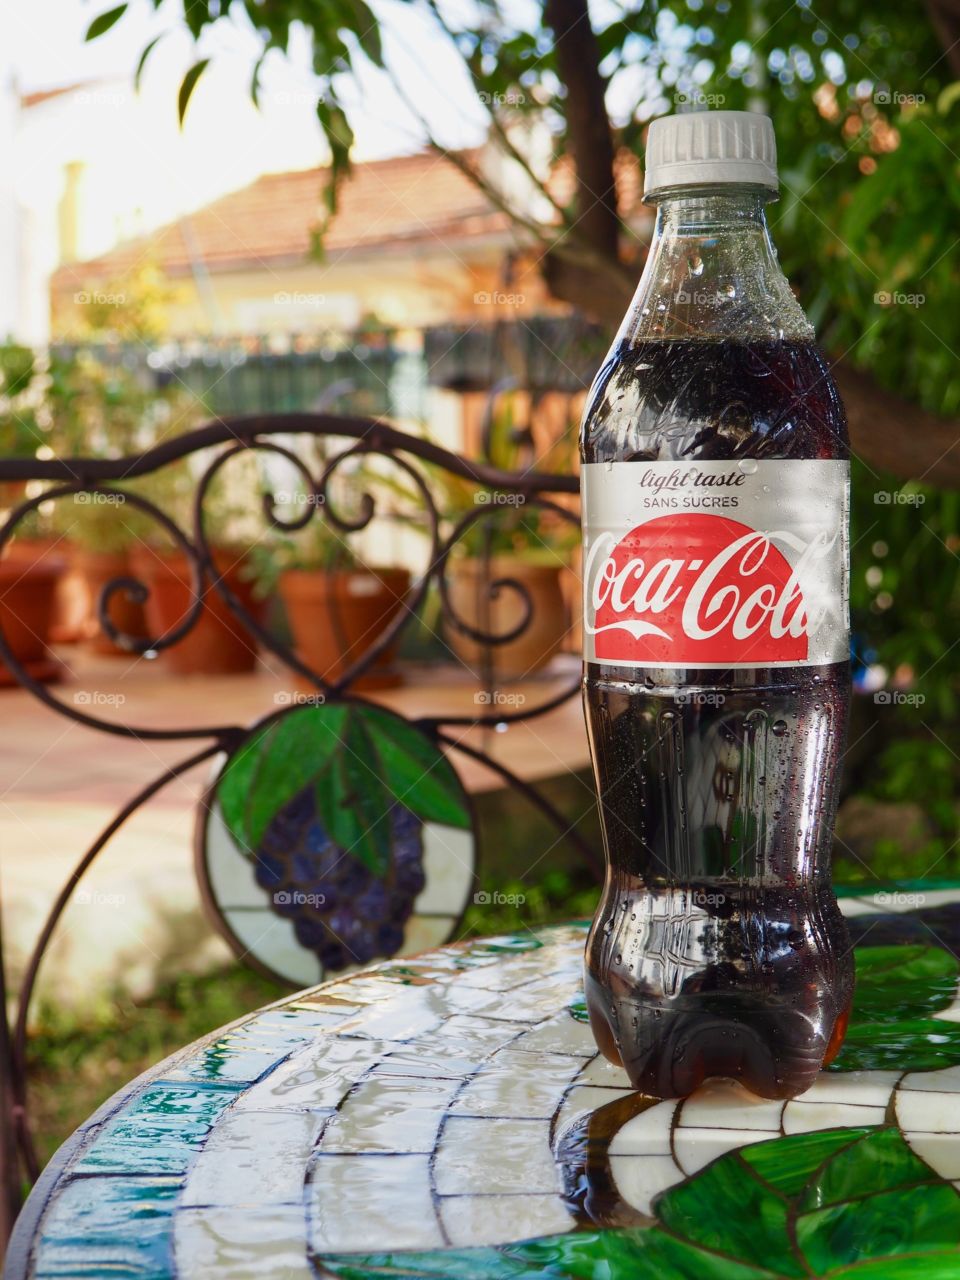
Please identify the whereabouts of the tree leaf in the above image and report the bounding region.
[85,4,127,41]
[135,34,163,92]
[178,58,210,124]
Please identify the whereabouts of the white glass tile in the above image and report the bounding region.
[434,1117,558,1195]
[308,1154,442,1252]
[439,1194,573,1247]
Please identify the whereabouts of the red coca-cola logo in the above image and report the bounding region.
[586,513,814,664]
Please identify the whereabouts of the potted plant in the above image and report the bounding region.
[0,342,68,684]
[131,451,264,675]
[253,514,410,691]
[438,391,578,681]
[445,503,575,680]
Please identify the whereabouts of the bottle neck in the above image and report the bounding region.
[620,184,812,344]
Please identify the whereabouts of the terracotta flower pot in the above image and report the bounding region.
[278,567,410,690]
[446,557,568,680]
[0,546,67,686]
[73,548,149,655]
[132,547,262,676]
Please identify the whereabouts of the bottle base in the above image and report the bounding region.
[585,980,850,1101]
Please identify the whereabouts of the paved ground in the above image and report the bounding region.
[0,646,589,1011]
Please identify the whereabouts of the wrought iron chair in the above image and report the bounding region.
[0,413,590,1240]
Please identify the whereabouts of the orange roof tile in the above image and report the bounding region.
[52,149,516,288]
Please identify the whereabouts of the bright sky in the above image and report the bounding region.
[7,0,492,163]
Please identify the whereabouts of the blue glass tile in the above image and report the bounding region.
[74,1083,239,1176]
[33,1176,178,1279]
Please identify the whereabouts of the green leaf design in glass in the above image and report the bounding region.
[217,702,468,877]
[830,943,960,1073]
[319,1126,960,1279]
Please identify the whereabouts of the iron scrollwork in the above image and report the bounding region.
[0,412,587,1219]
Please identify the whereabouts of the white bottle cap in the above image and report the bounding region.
[643,110,778,198]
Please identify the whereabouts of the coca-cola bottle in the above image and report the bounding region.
[581,111,854,1100]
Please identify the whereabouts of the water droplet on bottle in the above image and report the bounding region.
[772,719,788,736]
[723,283,737,299]
[737,459,758,475]
[688,254,704,276]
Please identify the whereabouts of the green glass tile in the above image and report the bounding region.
[830,1017,960,1073]
[169,1035,292,1084]
[851,946,959,1023]
[827,1255,960,1278]
[741,1128,875,1197]
[568,993,589,1023]
[75,1083,239,1175]
[797,1184,960,1273]
[654,1148,805,1277]
[34,1176,178,1279]
[800,1129,938,1211]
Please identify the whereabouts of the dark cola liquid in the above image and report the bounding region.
[582,338,854,1100]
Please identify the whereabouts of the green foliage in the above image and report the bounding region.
[0,340,44,460]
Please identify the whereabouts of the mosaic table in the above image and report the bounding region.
[9,885,960,1280]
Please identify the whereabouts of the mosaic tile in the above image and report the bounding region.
[609,1153,683,1215]
[449,1049,583,1119]
[506,1012,598,1058]
[674,1126,780,1175]
[33,1176,179,1279]
[175,1206,313,1280]
[74,1083,240,1175]
[896,1089,958,1133]
[320,1075,459,1154]
[183,1110,324,1206]
[232,1039,406,1112]
[434,1117,558,1195]
[553,1084,636,1140]
[23,903,960,1280]
[677,1079,783,1130]
[308,1154,442,1252]
[783,1100,887,1135]
[438,1194,574,1247]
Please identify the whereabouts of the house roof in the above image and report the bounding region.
[52,149,516,289]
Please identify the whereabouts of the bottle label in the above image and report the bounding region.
[582,460,849,668]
